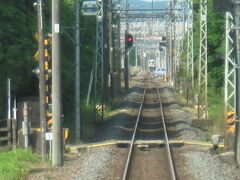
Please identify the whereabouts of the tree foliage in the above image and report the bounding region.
[207,0,225,91]
[0,0,37,118]
[191,0,225,91]
[0,0,96,122]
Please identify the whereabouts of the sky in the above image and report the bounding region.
[120,0,168,10]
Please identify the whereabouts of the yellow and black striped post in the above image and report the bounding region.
[227,111,235,134]
[225,111,236,150]
[44,38,52,132]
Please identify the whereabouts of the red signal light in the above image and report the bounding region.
[127,37,133,42]
[126,33,133,48]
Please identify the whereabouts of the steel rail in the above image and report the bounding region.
[122,83,147,180]
[157,86,177,180]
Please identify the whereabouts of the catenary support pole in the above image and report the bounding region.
[234,1,240,164]
[186,0,194,103]
[169,1,173,85]
[52,0,63,167]
[75,0,81,141]
[224,12,235,150]
[198,0,208,119]
[37,0,47,159]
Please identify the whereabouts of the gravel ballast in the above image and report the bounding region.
[184,151,239,180]
[28,147,114,180]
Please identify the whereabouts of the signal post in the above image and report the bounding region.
[124,33,133,90]
[35,0,47,159]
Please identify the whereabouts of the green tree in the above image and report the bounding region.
[0,0,37,118]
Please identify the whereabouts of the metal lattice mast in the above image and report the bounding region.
[187,0,194,99]
[175,27,182,72]
[198,0,208,119]
[176,0,185,71]
[172,2,177,87]
[169,2,173,85]
[224,12,235,150]
[94,0,104,120]
[225,12,235,117]
[174,2,181,88]
[165,6,171,81]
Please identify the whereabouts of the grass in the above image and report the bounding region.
[177,87,225,138]
[0,148,39,180]
[208,90,225,135]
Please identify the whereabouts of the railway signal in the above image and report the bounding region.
[126,33,133,48]
[159,41,166,51]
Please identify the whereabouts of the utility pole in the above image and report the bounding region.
[116,4,121,92]
[103,0,109,102]
[124,0,129,90]
[75,0,81,141]
[52,0,63,167]
[233,0,240,164]
[37,0,47,159]
[109,0,114,97]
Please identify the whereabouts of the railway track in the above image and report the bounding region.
[122,78,177,180]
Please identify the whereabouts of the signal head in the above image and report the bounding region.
[126,33,133,48]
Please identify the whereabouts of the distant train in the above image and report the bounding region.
[148,59,156,71]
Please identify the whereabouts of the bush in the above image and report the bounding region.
[0,149,39,180]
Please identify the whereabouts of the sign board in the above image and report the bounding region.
[82,0,97,16]
[46,132,53,140]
